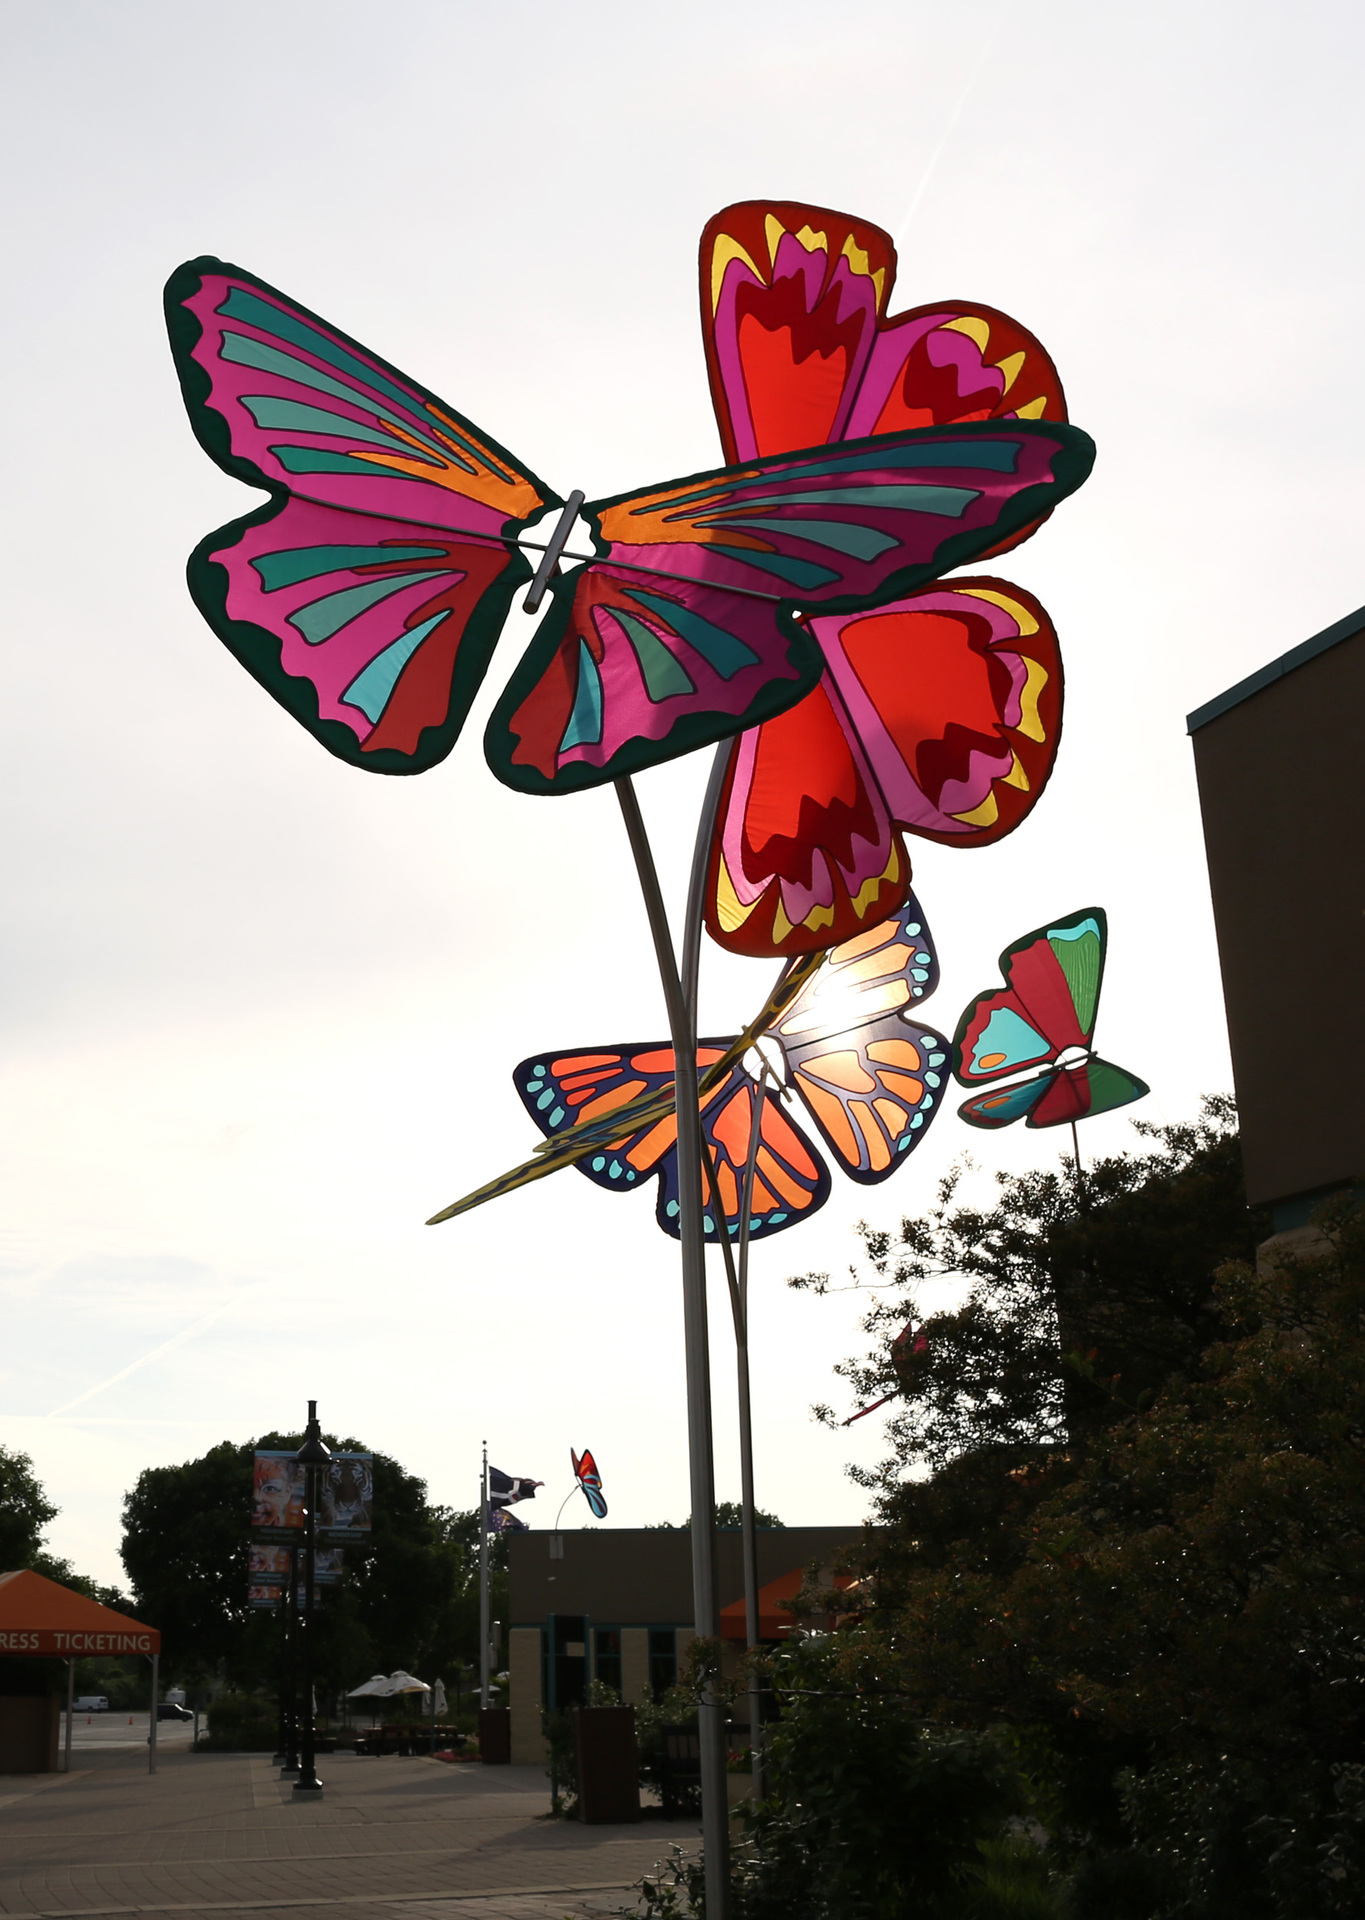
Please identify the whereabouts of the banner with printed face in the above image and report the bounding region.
[317,1453,374,1541]
[248,1544,293,1587]
[251,1451,306,1540]
[248,1586,282,1609]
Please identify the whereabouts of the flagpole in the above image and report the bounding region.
[479,1439,490,1712]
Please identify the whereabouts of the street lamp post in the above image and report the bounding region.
[277,1537,300,1774]
[293,1400,330,1796]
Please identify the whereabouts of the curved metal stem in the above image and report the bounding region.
[682,739,737,1033]
[615,774,729,1918]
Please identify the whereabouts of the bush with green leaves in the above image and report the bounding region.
[203,1689,275,1751]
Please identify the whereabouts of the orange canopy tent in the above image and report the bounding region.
[0,1570,162,1774]
[0,1570,159,1657]
[719,1566,856,1641]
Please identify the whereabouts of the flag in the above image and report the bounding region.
[571,1448,608,1519]
[487,1506,528,1533]
[489,1467,542,1509]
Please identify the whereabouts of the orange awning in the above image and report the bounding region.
[0,1569,160,1657]
[719,1566,854,1641]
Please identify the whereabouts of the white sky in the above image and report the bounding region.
[2,0,1362,1591]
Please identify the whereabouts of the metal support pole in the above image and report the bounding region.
[280,1537,300,1774]
[734,1083,767,1801]
[64,1657,74,1774]
[616,770,729,1918]
[294,1399,328,1794]
[148,1652,159,1774]
[479,1441,490,1711]
[274,1576,289,1763]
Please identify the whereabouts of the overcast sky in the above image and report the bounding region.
[2,0,1361,1594]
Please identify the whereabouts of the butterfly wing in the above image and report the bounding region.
[513,1045,685,1203]
[572,1450,608,1517]
[487,423,1093,794]
[683,1076,831,1239]
[846,301,1067,437]
[957,1071,1055,1129]
[771,899,948,1180]
[700,201,897,464]
[705,668,909,958]
[952,908,1108,1087]
[166,258,558,772]
[816,578,1064,846]
[1024,1056,1149,1130]
[783,1013,949,1181]
[707,576,1063,956]
[514,1044,827,1240]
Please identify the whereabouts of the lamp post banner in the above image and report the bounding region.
[252,1451,306,1541]
[249,1545,293,1587]
[317,1453,373,1542]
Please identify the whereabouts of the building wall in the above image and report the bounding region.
[620,1627,650,1706]
[507,1526,869,1731]
[1190,621,1365,1212]
[509,1526,865,1626]
[508,1626,545,1765]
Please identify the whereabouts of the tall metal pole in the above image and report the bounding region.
[280,1536,300,1774]
[479,1441,491,1711]
[148,1652,159,1774]
[617,769,729,1919]
[64,1657,74,1773]
[734,1082,767,1800]
[294,1399,328,1794]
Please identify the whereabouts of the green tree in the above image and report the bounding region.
[0,1445,57,1569]
[646,1503,785,1529]
[797,1098,1265,1480]
[121,1432,498,1693]
[784,1104,1365,1916]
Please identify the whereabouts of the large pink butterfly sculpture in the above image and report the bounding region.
[164,202,1092,815]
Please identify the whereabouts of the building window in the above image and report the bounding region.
[594,1628,621,1697]
[649,1628,677,1700]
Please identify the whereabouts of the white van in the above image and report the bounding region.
[73,1695,109,1712]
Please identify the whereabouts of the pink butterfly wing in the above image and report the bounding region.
[167,258,557,772]
[487,426,1091,795]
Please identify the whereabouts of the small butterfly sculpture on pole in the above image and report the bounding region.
[561,1450,607,1523]
[951,907,1148,1130]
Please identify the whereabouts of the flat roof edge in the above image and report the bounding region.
[1186,602,1365,733]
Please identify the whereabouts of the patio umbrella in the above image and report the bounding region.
[382,1671,431,1695]
[347,1674,390,1698]
[432,1678,448,1717]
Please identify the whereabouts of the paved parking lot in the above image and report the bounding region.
[60,1714,195,1754]
[0,1747,698,1918]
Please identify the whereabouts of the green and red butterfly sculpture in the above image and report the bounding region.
[165,199,1143,1245]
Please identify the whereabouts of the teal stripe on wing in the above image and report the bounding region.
[287,568,456,645]
[341,612,449,723]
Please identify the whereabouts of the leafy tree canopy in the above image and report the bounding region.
[0,1445,57,1570]
[777,1102,1365,1916]
[121,1433,505,1693]
[646,1503,785,1530]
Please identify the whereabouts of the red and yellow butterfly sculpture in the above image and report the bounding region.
[697,202,1079,959]
[429,898,947,1239]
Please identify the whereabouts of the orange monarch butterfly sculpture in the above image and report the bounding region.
[430,897,948,1241]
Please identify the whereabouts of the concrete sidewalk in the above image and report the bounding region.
[0,1749,699,1919]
